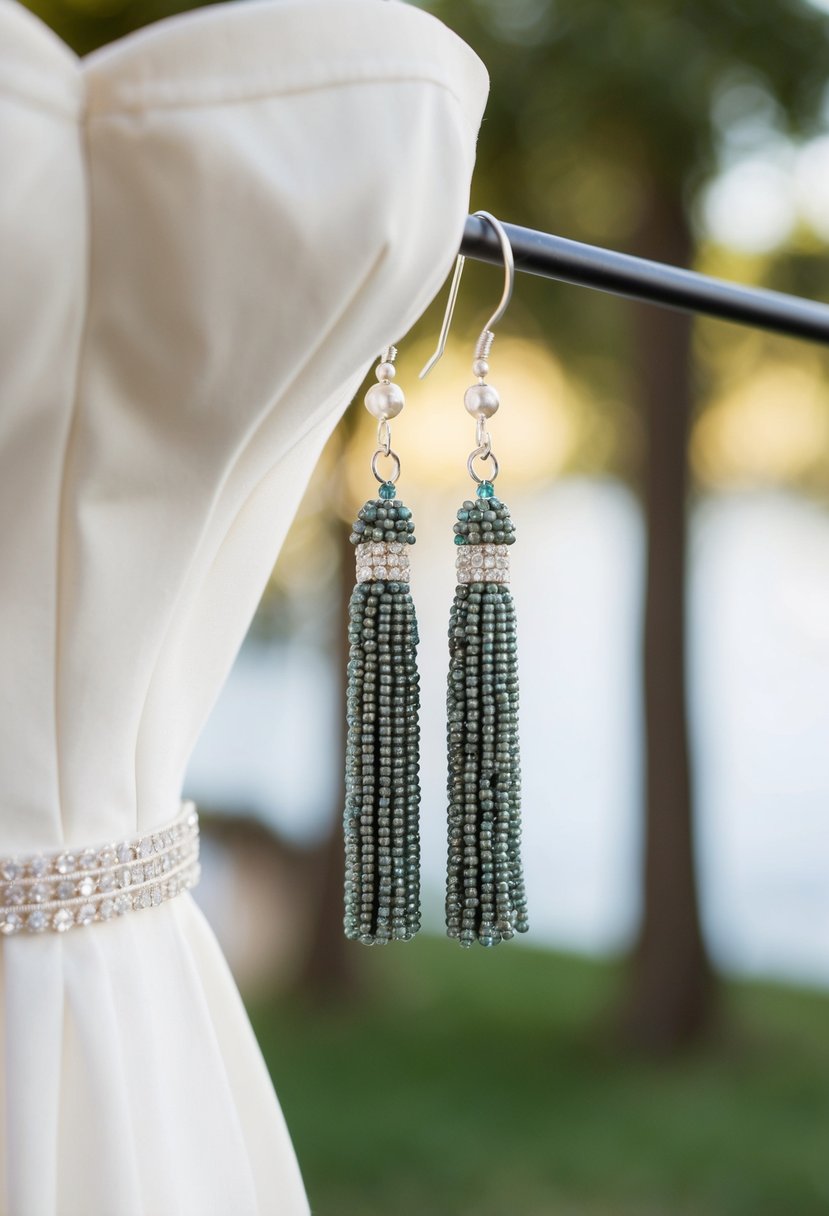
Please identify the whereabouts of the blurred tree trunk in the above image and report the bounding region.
[622,185,715,1051]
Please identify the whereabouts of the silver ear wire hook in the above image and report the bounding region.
[419,211,515,380]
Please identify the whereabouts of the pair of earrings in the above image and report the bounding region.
[343,213,528,949]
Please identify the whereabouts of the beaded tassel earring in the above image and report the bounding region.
[343,347,421,945]
[421,212,529,948]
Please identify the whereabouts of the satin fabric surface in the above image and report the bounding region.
[0,1,488,1210]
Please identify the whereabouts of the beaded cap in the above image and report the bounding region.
[452,483,516,547]
[349,488,416,547]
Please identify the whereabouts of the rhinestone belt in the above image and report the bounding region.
[0,802,200,935]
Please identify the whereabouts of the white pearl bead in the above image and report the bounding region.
[472,358,489,378]
[376,362,396,382]
[464,383,500,418]
[365,381,405,419]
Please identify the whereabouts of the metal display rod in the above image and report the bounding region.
[459,214,829,346]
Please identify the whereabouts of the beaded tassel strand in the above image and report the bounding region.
[343,348,421,945]
[444,312,528,946]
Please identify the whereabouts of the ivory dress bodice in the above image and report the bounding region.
[0,1,487,1210]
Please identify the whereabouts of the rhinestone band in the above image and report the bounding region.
[0,803,200,936]
[355,540,411,584]
[455,542,510,584]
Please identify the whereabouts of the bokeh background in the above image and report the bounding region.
[26,0,829,1211]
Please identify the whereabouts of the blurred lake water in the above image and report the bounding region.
[186,481,829,989]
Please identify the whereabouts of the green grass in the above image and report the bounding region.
[249,939,829,1216]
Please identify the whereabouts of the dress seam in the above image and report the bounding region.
[84,65,480,133]
[53,116,94,845]
[0,81,80,120]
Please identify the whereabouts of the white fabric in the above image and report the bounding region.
[0,0,487,1210]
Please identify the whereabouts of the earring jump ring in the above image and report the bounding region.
[467,446,499,484]
[371,447,401,485]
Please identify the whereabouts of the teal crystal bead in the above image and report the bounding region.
[379,482,396,500]
[454,535,467,546]
[476,481,495,499]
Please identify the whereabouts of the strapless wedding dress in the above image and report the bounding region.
[0,1,487,1209]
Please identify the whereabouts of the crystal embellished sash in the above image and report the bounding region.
[0,802,200,935]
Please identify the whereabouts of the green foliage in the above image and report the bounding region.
[427,0,829,191]
[250,940,829,1216]
[414,0,829,454]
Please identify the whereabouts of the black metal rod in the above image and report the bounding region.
[460,215,829,346]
